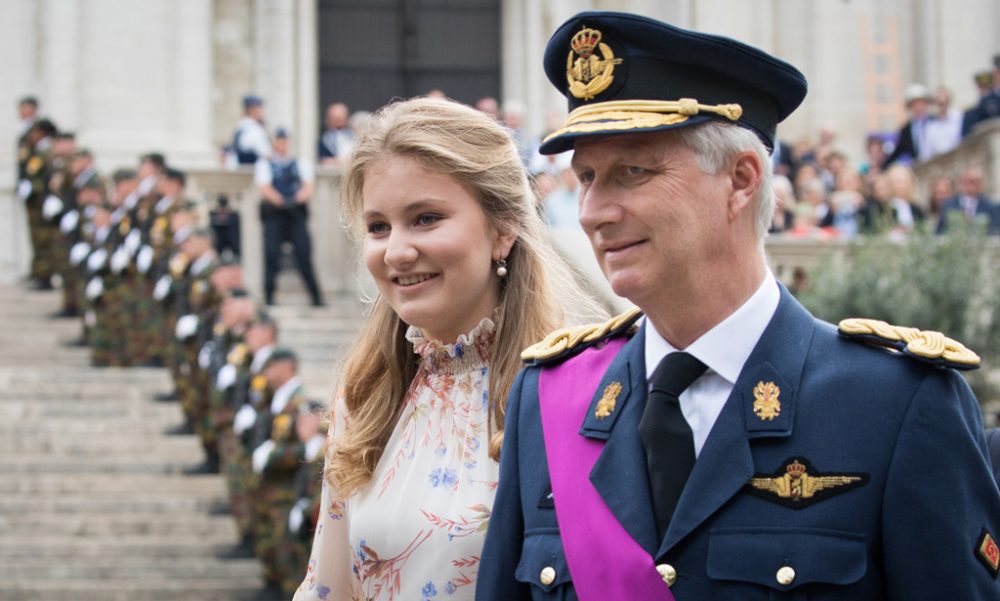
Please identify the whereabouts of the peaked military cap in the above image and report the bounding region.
[243,94,263,109]
[539,11,808,154]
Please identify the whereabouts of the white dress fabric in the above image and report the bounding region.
[295,319,499,601]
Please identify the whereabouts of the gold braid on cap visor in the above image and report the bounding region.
[543,99,743,143]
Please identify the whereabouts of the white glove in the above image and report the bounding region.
[84,309,96,328]
[288,497,310,533]
[60,210,80,234]
[17,179,31,200]
[87,248,108,273]
[85,277,104,300]
[69,241,91,266]
[252,440,276,474]
[136,245,154,274]
[152,275,172,301]
[175,314,199,340]
[124,229,142,256]
[304,435,325,462]
[216,364,237,391]
[110,246,131,274]
[233,405,257,435]
[198,343,213,369]
[42,195,64,220]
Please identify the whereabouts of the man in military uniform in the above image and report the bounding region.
[18,118,59,290]
[288,400,326,556]
[248,348,308,599]
[46,133,81,317]
[478,12,1000,600]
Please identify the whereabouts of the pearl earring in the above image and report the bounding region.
[496,258,508,278]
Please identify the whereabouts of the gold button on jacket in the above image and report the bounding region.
[656,564,677,587]
[540,566,556,586]
[776,566,796,586]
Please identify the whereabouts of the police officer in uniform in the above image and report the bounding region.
[254,128,324,307]
[478,12,1000,600]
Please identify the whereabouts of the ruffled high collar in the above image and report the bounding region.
[406,317,495,375]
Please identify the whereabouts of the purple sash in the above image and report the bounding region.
[539,340,675,601]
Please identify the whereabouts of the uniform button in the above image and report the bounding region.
[539,566,556,586]
[776,566,796,586]
[656,563,677,587]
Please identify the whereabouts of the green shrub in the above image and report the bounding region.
[797,219,1000,411]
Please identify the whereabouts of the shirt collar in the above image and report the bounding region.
[251,345,274,374]
[645,270,780,384]
[271,375,302,414]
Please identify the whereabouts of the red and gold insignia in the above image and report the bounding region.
[566,27,623,100]
[746,457,868,509]
[227,343,248,366]
[752,381,781,420]
[977,529,999,578]
[118,216,131,236]
[27,156,43,175]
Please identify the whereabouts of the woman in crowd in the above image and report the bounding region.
[294,97,603,601]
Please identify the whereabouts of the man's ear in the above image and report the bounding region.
[728,150,764,223]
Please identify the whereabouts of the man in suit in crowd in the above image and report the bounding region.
[317,102,353,167]
[478,11,1000,600]
[883,83,935,168]
[936,166,1000,235]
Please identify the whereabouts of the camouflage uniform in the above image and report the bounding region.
[19,138,58,283]
[250,371,308,595]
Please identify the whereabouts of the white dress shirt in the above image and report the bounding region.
[644,271,780,456]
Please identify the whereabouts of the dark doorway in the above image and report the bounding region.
[317,0,501,114]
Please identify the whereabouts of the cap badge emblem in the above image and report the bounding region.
[752,380,781,421]
[566,27,622,100]
[595,381,622,420]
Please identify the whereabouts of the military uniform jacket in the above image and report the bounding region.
[478,288,1000,600]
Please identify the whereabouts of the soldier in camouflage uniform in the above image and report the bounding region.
[45,133,80,317]
[249,348,309,598]
[17,119,59,289]
[213,294,266,560]
[288,400,327,559]
[122,153,167,367]
[102,169,141,366]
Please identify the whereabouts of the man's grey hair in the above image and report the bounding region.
[674,121,775,237]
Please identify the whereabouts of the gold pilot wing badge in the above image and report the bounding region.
[566,27,623,100]
[745,458,868,509]
[752,381,781,421]
[595,381,622,419]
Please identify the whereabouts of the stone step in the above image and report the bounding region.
[0,495,226,515]
[0,474,226,495]
[0,580,267,601]
[0,513,239,538]
[0,558,261,581]
[0,536,246,559]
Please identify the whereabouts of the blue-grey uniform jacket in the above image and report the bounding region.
[478,288,1000,600]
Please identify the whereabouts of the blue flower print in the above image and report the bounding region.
[428,467,458,488]
[422,581,438,599]
[446,581,457,595]
[317,585,331,599]
[435,443,447,457]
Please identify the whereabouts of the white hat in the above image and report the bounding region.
[903,83,932,105]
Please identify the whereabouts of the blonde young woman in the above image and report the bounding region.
[294,97,603,601]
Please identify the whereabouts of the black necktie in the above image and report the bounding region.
[639,352,708,540]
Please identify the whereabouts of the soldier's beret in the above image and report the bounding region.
[251,310,274,326]
[218,250,241,267]
[163,167,186,186]
[112,168,137,184]
[539,11,807,154]
[228,288,250,298]
[263,347,297,367]
[75,148,93,159]
[243,94,263,109]
[274,127,290,139]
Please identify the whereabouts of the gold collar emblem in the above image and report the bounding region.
[749,459,865,504]
[595,381,622,419]
[752,381,781,421]
[566,27,623,100]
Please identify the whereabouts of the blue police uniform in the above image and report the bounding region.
[479,288,1000,599]
[260,153,323,306]
[477,10,1000,600]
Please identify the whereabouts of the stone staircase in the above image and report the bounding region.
[0,280,362,601]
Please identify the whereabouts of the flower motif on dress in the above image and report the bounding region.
[421,581,438,599]
[353,531,433,601]
[421,503,491,541]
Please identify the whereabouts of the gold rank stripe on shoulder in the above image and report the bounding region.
[521,307,643,363]
[837,318,980,370]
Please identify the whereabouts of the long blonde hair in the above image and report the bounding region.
[327,97,603,496]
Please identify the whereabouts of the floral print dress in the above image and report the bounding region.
[295,319,499,601]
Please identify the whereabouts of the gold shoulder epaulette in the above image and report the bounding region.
[521,307,643,365]
[837,318,980,371]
